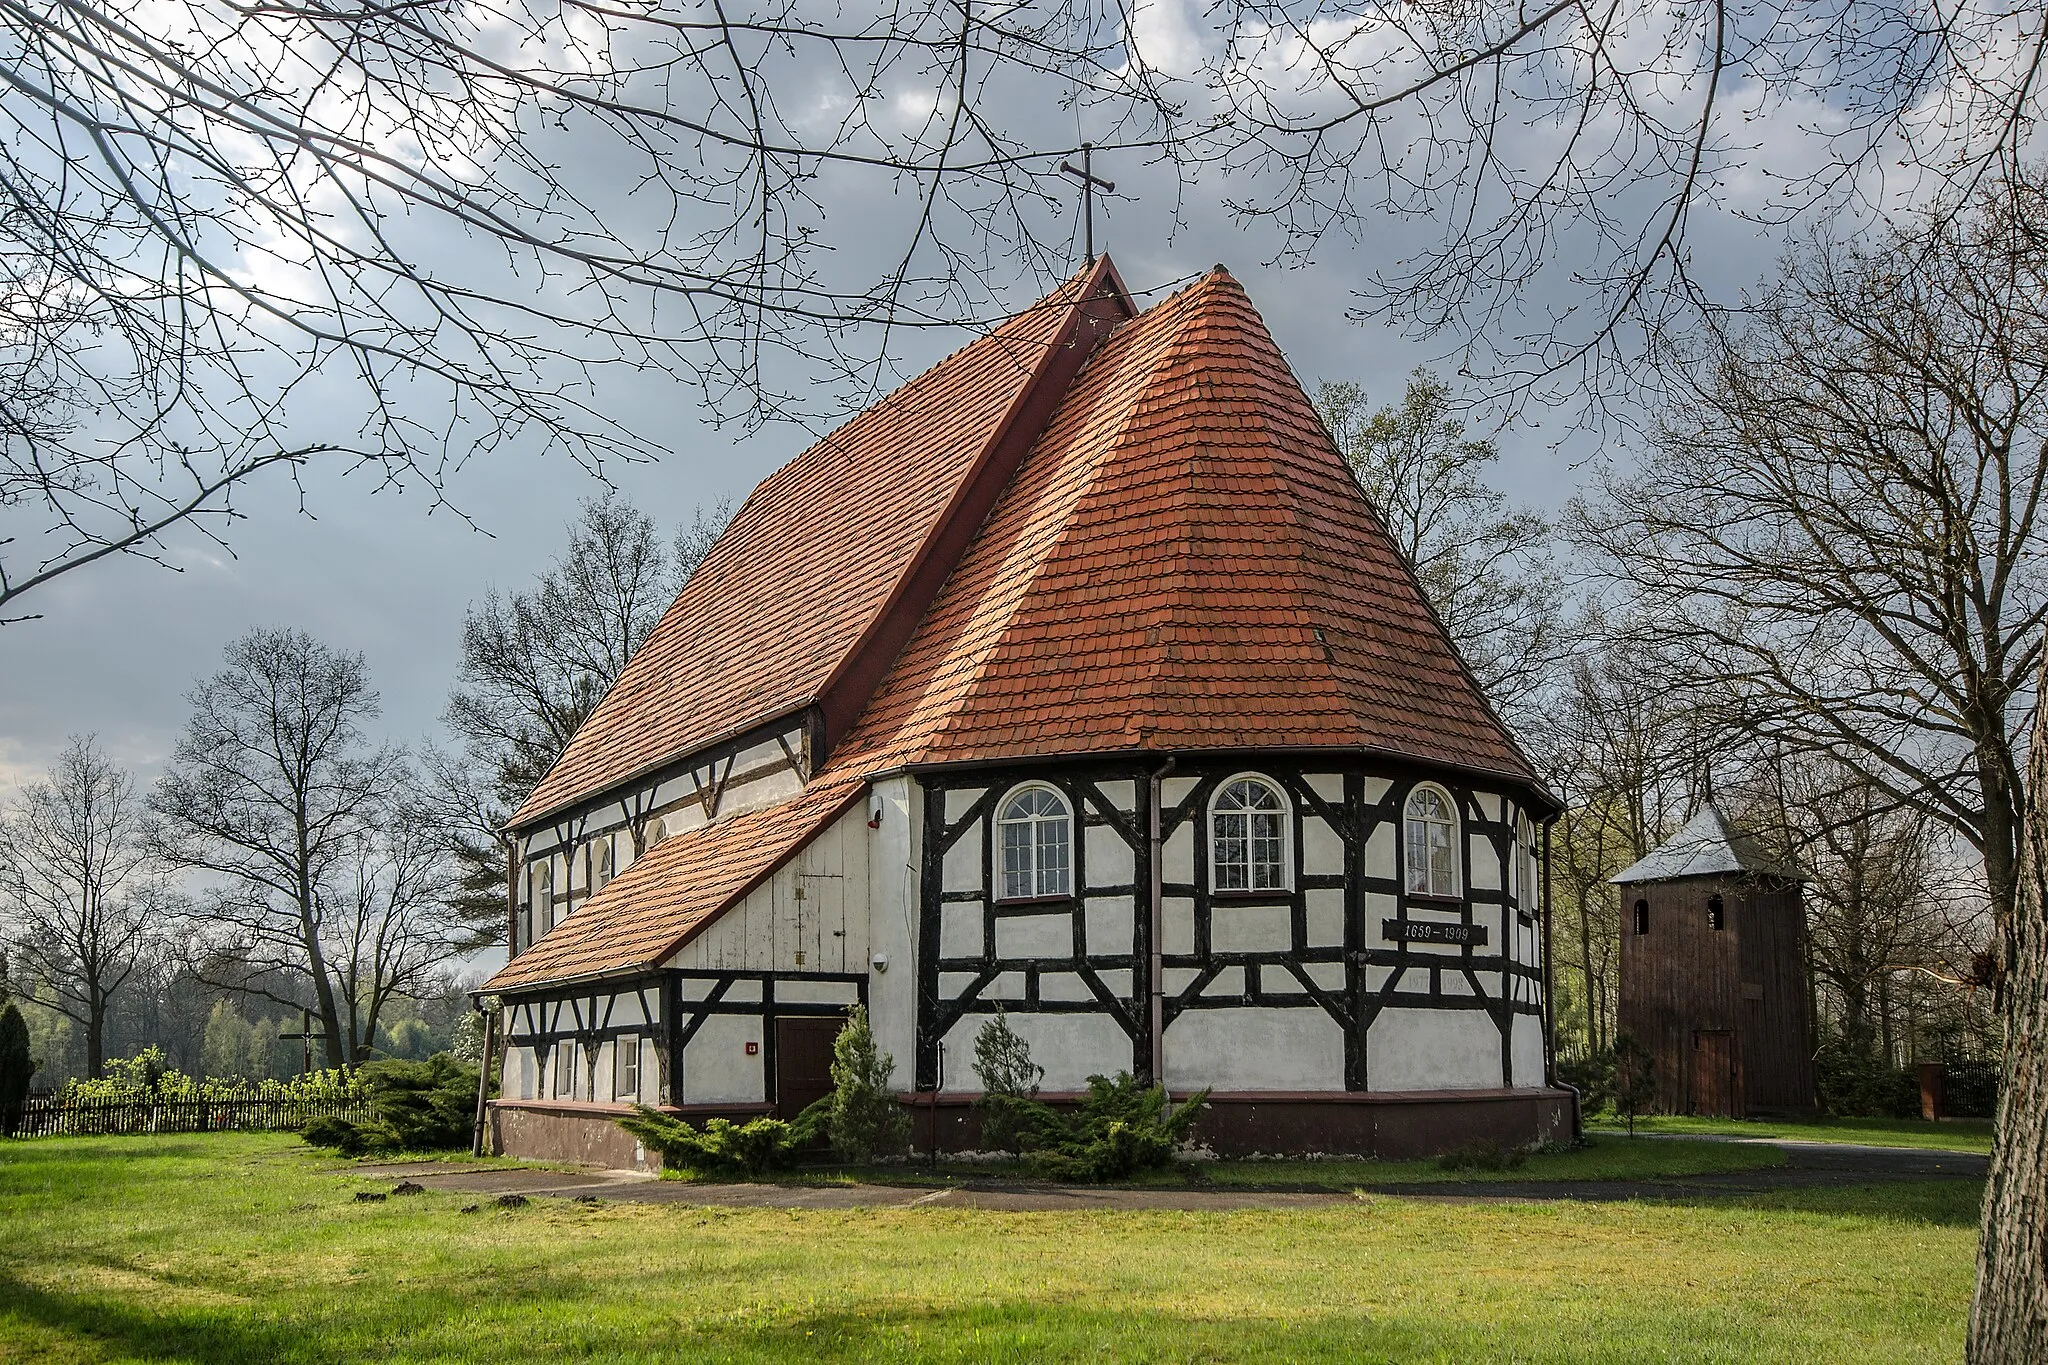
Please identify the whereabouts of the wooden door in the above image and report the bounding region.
[775,1016,843,1121]
[1691,1030,1740,1118]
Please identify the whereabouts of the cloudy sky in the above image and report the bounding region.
[1,0,1978,802]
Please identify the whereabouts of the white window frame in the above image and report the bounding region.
[591,836,614,895]
[995,782,1074,901]
[1209,773,1291,894]
[613,1032,640,1102]
[549,1041,572,1099]
[1404,783,1461,899]
[530,858,556,941]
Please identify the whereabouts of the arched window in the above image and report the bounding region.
[591,838,613,895]
[530,859,555,941]
[1211,775,1288,892]
[997,784,1072,900]
[1404,785,1460,898]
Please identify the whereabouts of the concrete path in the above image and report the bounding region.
[348,1139,1986,1212]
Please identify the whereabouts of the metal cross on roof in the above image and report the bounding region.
[1060,143,1115,262]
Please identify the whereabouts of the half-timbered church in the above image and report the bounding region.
[480,257,1572,1165]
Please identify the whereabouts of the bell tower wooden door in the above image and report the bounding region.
[1691,1030,1741,1118]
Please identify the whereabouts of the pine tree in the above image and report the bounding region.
[0,1003,38,1137]
[824,1005,908,1163]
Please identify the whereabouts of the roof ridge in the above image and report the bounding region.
[506,259,1130,831]
[924,275,1221,755]
[811,255,1135,753]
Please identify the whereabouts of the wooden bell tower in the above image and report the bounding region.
[1612,805,1816,1117]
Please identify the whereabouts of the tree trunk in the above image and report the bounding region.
[1967,692,2048,1362]
[86,994,106,1079]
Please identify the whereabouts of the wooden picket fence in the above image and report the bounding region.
[8,1093,370,1138]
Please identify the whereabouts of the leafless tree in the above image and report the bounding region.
[1561,175,2048,1363]
[1537,633,1708,1054]
[1207,0,2047,414]
[0,0,1179,622]
[429,492,731,938]
[1568,174,2048,951]
[0,735,168,1075]
[1747,757,1992,1056]
[149,626,422,1065]
[1316,370,1563,727]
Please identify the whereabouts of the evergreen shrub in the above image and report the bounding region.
[971,1006,1044,1154]
[0,1004,36,1137]
[1013,1073,1210,1182]
[617,1107,821,1177]
[824,1005,909,1163]
[1814,1036,1920,1118]
[299,1053,480,1154]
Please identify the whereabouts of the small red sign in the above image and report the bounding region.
[745,1041,759,1055]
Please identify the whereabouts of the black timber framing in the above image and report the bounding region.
[914,756,1548,1094]
[501,968,867,1106]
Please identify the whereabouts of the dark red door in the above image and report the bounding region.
[1692,1031,1740,1118]
[775,1016,842,1121]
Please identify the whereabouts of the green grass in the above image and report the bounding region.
[0,1133,1978,1363]
[1588,1114,1995,1154]
[669,1132,1788,1190]
[1194,1133,1788,1186]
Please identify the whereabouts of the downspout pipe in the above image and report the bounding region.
[1147,755,1177,1089]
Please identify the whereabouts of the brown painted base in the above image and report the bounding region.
[909,1087,1573,1160]
[490,1099,773,1172]
[495,1088,1576,1169]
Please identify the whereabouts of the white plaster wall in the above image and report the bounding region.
[996,913,1071,958]
[1511,1014,1547,1088]
[1305,773,1344,803]
[939,903,983,957]
[1211,903,1291,953]
[1162,822,1195,882]
[1085,897,1133,956]
[1164,1008,1344,1092]
[1368,1009,1503,1091]
[777,979,862,1005]
[1162,898,1196,954]
[940,1011,1134,1093]
[1302,819,1346,879]
[865,775,921,1092]
[1305,890,1344,948]
[1364,821,1395,881]
[942,823,984,893]
[681,1014,765,1103]
[1085,824,1135,885]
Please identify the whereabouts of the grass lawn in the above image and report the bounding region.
[771,1133,1788,1189]
[0,1133,1977,1363]
[1587,1114,1995,1154]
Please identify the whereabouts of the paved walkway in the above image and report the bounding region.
[350,1139,1986,1212]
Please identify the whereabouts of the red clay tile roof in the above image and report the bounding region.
[831,267,1538,782]
[486,775,865,990]
[507,260,1132,829]
[486,262,1541,992]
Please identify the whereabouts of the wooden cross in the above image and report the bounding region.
[278,1009,317,1077]
[1060,143,1115,262]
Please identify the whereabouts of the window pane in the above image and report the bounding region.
[1252,811,1284,889]
[1430,822,1455,895]
[1215,811,1248,891]
[1036,817,1071,896]
[1002,820,1034,900]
